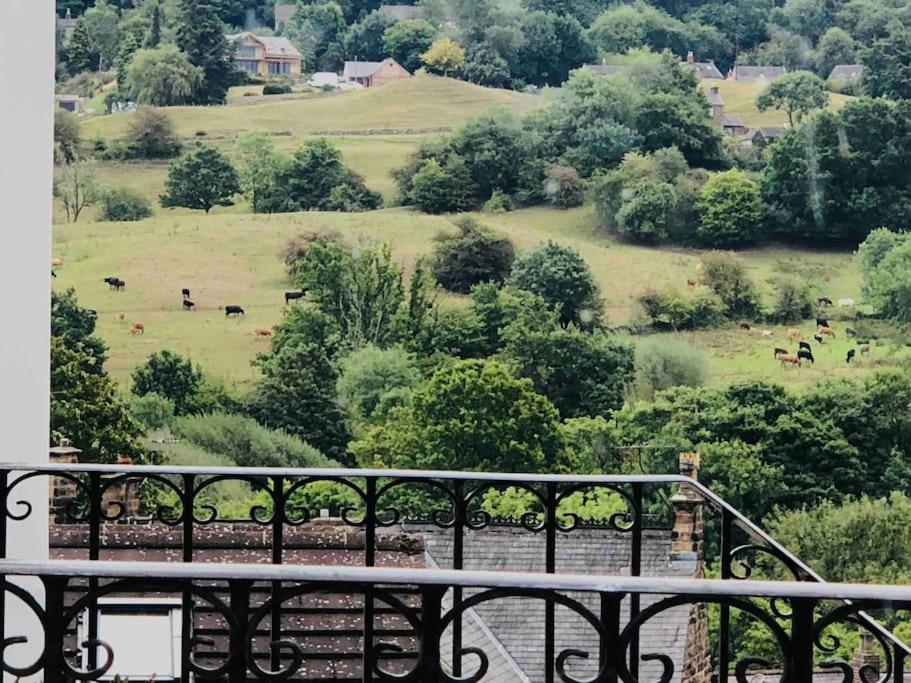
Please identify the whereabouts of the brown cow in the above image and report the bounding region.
[254,327,273,339]
[773,348,789,358]
[51,257,64,268]
[739,321,751,331]
[117,313,125,323]
[860,343,871,355]
[818,326,836,339]
[778,353,801,368]
[787,328,802,342]
[130,323,145,335]
[686,279,697,288]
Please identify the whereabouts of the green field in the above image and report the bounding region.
[53,204,899,393]
[697,79,852,128]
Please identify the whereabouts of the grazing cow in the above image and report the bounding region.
[182,288,191,299]
[798,341,812,352]
[761,329,773,337]
[774,347,789,358]
[686,279,697,288]
[846,349,856,363]
[51,257,64,268]
[818,325,836,339]
[183,299,195,311]
[130,323,145,335]
[838,298,855,307]
[104,277,118,288]
[787,328,802,342]
[816,318,829,328]
[860,343,871,355]
[845,327,857,338]
[739,321,751,331]
[814,333,824,345]
[225,305,245,318]
[778,354,801,368]
[797,348,815,364]
[285,291,306,305]
[817,297,833,307]
[113,279,125,291]
[254,327,273,339]
[117,313,125,323]
[51,270,57,278]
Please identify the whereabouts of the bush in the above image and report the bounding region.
[410,157,476,214]
[131,350,203,414]
[638,287,726,330]
[867,239,911,322]
[100,187,153,222]
[698,251,762,318]
[632,337,709,400]
[544,165,585,208]
[263,83,292,95]
[337,345,420,428]
[856,228,908,296]
[280,229,342,279]
[430,217,516,294]
[174,412,335,468]
[696,170,763,247]
[130,392,176,430]
[122,107,182,159]
[769,278,814,324]
[483,189,511,213]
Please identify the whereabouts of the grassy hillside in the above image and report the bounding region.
[82,73,536,140]
[698,79,852,128]
[52,205,891,393]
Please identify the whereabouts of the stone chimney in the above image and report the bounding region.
[853,628,881,683]
[686,50,695,64]
[708,86,725,127]
[101,456,142,520]
[670,452,703,560]
[48,439,81,524]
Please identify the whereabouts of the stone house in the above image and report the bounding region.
[828,64,863,83]
[342,58,411,87]
[681,51,724,80]
[226,32,302,78]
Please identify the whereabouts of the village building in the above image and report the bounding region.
[582,64,629,76]
[54,93,85,113]
[828,64,864,83]
[56,8,78,43]
[680,51,724,80]
[750,126,788,147]
[342,58,411,87]
[227,31,302,78]
[727,64,787,82]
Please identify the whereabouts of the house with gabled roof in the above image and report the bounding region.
[727,65,787,83]
[582,64,629,76]
[681,52,724,80]
[828,64,864,83]
[227,31,302,78]
[342,58,411,87]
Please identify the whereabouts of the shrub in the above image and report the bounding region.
[698,251,762,318]
[638,287,726,330]
[100,187,153,222]
[263,83,292,95]
[122,107,182,159]
[856,228,908,296]
[337,345,420,428]
[696,170,763,247]
[54,109,81,164]
[130,392,176,430]
[867,239,911,322]
[410,157,476,214]
[632,337,709,400]
[174,412,334,468]
[483,189,511,213]
[430,217,516,294]
[769,278,814,323]
[280,229,342,279]
[544,165,585,209]
[131,350,203,415]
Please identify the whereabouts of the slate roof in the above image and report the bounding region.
[344,60,385,77]
[829,64,863,81]
[227,32,302,57]
[753,126,787,140]
[723,114,745,128]
[729,65,787,82]
[583,64,629,76]
[682,61,724,80]
[413,524,697,683]
[706,88,724,106]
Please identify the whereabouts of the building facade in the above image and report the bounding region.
[227,32,302,78]
[342,58,411,87]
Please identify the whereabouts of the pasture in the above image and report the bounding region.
[52,204,899,393]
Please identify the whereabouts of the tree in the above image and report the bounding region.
[409,156,477,213]
[771,0,832,44]
[543,165,585,208]
[235,132,283,213]
[769,277,814,323]
[114,32,140,89]
[635,92,727,168]
[100,187,153,221]
[337,345,420,428]
[697,251,761,318]
[123,107,183,159]
[344,11,394,62]
[160,143,240,213]
[855,228,908,296]
[756,71,829,127]
[756,26,813,71]
[125,45,203,105]
[51,288,107,372]
[632,337,708,401]
[54,158,100,223]
[248,310,350,462]
[515,11,595,87]
[615,178,679,243]
[695,170,764,247]
[51,337,145,463]
[175,0,236,104]
[814,27,856,80]
[67,19,95,74]
[421,37,465,76]
[430,217,515,293]
[145,1,162,47]
[286,2,347,71]
[350,359,565,473]
[82,0,120,70]
[861,24,911,100]
[866,239,911,322]
[383,19,437,73]
[450,111,527,199]
[131,350,205,415]
[509,241,602,328]
[54,109,82,164]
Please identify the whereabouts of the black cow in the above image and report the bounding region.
[112,278,125,291]
[845,327,857,338]
[183,299,195,311]
[816,317,829,328]
[814,333,824,345]
[225,305,245,317]
[798,341,812,352]
[104,276,119,288]
[817,297,833,307]
[182,288,191,299]
[797,348,815,364]
[846,349,856,363]
[285,291,306,305]
[51,270,57,278]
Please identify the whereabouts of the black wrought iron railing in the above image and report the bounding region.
[1,559,911,683]
[0,463,909,683]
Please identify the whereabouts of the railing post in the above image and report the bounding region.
[545,481,557,683]
[419,585,445,682]
[229,579,252,683]
[719,508,733,683]
[600,593,621,683]
[87,471,102,673]
[790,598,815,683]
[629,482,643,681]
[181,473,195,683]
[452,479,465,678]
[41,575,68,683]
[363,476,377,681]
[896,645,906,683]
[270,474,284,673]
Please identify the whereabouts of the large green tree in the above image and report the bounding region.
[861,23,911,100]
[51,288,107,373]
[131,350,204,415]
[756,71,829,126]
[175,0,236,104]
[160,143,240,213]
[125,45,203,106]
[695,170,764,247]
[383,19,438,73]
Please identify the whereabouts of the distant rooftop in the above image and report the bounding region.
[829,64,863,81]
[343,60,385,77]
[723,114,745,127]
[582,64,628,76]
[705,87,724,106]
[227,31,302,57]
[729,65,787,82]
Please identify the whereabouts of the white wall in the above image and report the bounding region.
[0,0,53,676]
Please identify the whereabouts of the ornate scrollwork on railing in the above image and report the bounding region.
[554,483,637,533]
[618,595,792,683]
[462,482,547,532]
[814,602,898,683]
[280,476,368,527]
[191,473,275,525]
[6,471,91,523]
[438,588,611,683]
[0,578,48,678]
[375,478,458,529]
